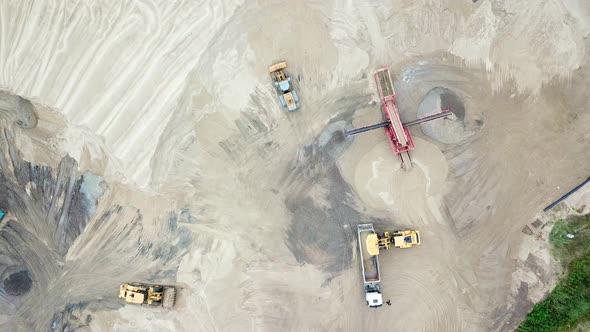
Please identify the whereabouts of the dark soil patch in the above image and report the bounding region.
[3,270,32,296]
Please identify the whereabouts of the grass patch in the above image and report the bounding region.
[519,214,590,332]
[549,216,590,264]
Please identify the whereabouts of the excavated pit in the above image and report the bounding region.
[417,87,473,144]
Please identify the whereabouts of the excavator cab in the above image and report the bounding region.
[119,284,148,304]
[392,230,420,249]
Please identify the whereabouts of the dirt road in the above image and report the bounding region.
[0,0,589,331]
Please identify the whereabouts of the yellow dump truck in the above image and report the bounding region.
[119,283,176,308]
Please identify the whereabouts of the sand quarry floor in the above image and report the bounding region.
[0,0,590,331]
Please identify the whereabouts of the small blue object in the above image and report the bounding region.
[0,210,5,221]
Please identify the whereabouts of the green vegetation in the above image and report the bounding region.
[549,216,590,265]
[519,214,590,332]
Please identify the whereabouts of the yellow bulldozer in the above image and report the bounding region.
[367,229,420,255]
[119,283,176,309]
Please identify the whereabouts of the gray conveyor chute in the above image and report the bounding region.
[344,121,390,137]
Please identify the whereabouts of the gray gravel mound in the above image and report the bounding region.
[417,87,475,144]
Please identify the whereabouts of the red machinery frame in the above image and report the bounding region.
[345,67,451,168]
[374,67,416,155]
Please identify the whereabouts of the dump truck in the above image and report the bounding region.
[357,224,383,308]
[269,61,300,112]
[119,283,176,308]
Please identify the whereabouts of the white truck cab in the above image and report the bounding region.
[366,291,383,308]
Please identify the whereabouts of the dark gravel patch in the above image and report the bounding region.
[3,270,32,296]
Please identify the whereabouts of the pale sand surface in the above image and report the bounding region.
[0,1,589,331]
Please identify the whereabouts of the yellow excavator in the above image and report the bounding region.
[119,283,176,308]
[367,230,421,255]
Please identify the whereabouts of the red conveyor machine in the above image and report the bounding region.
[344,67,451,169]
